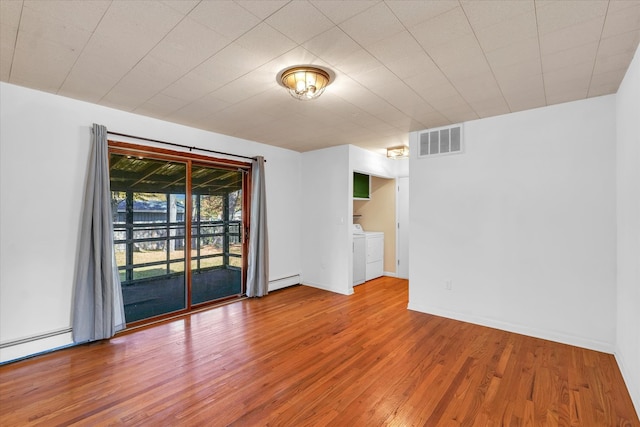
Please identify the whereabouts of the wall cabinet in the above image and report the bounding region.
[353,172,370,199]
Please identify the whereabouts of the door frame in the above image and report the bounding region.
[108,140,251,327]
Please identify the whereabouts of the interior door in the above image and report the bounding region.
[397,177,409,279]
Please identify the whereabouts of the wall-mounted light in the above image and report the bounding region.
[278,66,332,101]
[386,145,409,159]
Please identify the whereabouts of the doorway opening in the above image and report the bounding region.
[108,141,250,326]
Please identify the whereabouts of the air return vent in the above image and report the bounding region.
[418,124,463,158]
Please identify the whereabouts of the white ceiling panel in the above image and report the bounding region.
[310,0,379,25]
[161,73,220,103]
[495,66,544,96]
[11,31,80,92]
[473,11,538,52]
[383,51,442,81]
[107,56,185,104]
[234,23,297,64]
[149,17,231,72]
[167,93,232,122]
[0,0,22,81]
[598,30,640,57]
[452,71,503,104]
[430,34,491,77]
[188,0,260,39]
[95,1,185,48]
[602,3,640,37]
[161,1,200,15]
[265,0,334,44]
[367,31,425,66]
[339,2,404,47]
[589,67,628,96]
[536,0,608,35]
[134,92,190,119]
[460,0,534,30]
[468,96,511,119]
[409,6,473,50]
[234,0,288,20]
[502,84,546,112]
[2,0,637,154]
[542,42,599,73]
[539,17,606,56]
[303,27,362,66]
[485,37,540,69]
[593,49,637,74]
[22,0,109,32]
[386,1,459,29]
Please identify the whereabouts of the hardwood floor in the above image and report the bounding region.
[1,277,637,426]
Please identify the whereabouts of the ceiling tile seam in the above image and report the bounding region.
[324,3,434,127]
[586,1,611,98]
[6,0,24,83]
[156,41,308,122]
[395,3,478,124]
[235,0,291,22]
[99,0,270,111]
[95,2,195,107]
[533,0,549,106]
[57,0,114,95]
[458,0,512,116]
[382,1,475,125]
[309,0,381,26]
[303,13,432,131]
[304,0,415,126]
[134,2,308,117]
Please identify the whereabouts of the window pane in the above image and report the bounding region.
[110,154,187,323]
[191,165,243,305]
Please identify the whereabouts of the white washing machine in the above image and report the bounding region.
[364,231,384,281]
[353,225,384,283]
[353,233,365,285]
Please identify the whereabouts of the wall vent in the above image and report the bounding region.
[418,124,463,158]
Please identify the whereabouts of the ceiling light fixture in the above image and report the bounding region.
[279,66,331,101]
[386,145,409,159]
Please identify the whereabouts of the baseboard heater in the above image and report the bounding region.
[269,274,300,291]
[1,277,300,353]
[0,327,72,350]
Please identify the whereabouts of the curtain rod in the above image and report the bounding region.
[107,131,264,162]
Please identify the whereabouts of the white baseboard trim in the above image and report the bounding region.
[302,280,353,295]
[269,274,300,292]
[383,271,397,278]
[614,347,640,419]
[407,302,615,354]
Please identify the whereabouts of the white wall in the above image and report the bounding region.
[0,82,302,362]
[615,44,640,414]
[349,144,398,179]
[300,145,406,293]
[408,95,617,352]
[300,145,351,294]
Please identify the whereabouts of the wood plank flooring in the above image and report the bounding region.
[1,277,638,426]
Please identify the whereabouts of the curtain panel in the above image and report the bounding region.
[72,124,125,343]
[246,156,269,297]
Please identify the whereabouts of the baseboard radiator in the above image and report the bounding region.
[269,274,300,291]
[0,327,72,350]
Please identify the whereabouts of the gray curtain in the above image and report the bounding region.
[72,124,125,343]
[246,156,269,297]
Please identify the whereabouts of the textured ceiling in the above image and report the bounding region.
[1,0,639,155]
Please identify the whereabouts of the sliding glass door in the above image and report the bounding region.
[190,164,243,306]
[109,145,247,326]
